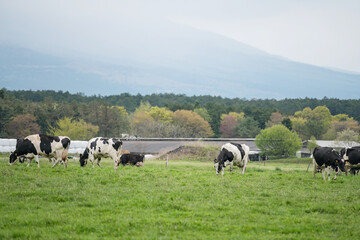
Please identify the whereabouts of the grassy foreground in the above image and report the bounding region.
[0,156,359,239]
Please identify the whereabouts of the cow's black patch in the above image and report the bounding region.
[39,134,60,155]
[112,139,122,151]
[230,142,245,159]
[90,138,98,150]
[98,147,101,153]
[100,138,109,144]
[61,137,71,149]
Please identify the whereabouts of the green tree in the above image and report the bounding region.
[48,117,99,140]
[255,125,302,157]
[281,117,292,130]
[292,106,332,139]
[194,108,211,123]
[205,102,226,137]
[235,117,260,138]
[148,106,173,123]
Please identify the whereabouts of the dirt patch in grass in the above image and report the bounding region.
[159,145,219,161]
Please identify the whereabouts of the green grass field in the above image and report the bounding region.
[0,155,359,239]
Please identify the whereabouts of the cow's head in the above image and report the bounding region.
[9,152,18,165]
[136,162,144,167]
[332,149,346,172]
[214,148,234,175]
[79,154,87,167]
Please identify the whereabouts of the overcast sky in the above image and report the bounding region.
[1,0,359,72]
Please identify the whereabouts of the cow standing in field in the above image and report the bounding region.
[340,146,360,175]
[313,147,345,181]
[79,137,123,170]
[9,134,71,168]
[214,143,250,176]
[118,153,144,167]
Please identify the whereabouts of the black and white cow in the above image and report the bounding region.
[79,137,123,170]
[9,134,71,168]
[313,147,345,181]
[118,153,144,167]
[340,146,360,175]
[214,142,250,175]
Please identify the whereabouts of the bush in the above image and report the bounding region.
[255,125,302,157]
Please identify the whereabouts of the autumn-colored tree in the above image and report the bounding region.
[5,114,41,138]
[48,117,99,140]
[265,112,284,128]
[219,115,238,138]
[131,111,183,137]
[173,110,214,137]
[131,112,155,137]
[221,112,244,122]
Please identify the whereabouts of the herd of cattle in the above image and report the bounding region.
[8,134,144,170]
[7,134,360,180]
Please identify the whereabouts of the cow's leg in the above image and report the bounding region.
[229,162,233,174]
[321,168,326,181]
[325,167,331,181]
[113,157,118,170]
[51,159,61,168]
[27,157,32,167]
[333,168,337,180]
[88,155,95,168]
[313,159,317,179]
[64,157,68,168]
[36,155,40,168]
[97,158,101,167]
[242,160,248,175]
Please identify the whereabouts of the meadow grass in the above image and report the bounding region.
[0,155,359,239]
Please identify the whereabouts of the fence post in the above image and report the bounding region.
[165,155,168,168]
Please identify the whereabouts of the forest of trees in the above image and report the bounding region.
[1,89,360,144]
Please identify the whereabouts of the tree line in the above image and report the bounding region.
[1,89,359,149]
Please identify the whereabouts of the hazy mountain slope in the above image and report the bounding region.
[1,22,359,99]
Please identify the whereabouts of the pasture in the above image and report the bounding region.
[0,155,359,239]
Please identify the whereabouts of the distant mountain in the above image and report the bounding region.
[1,23,359,99]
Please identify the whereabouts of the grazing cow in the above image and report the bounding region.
[313,147,345,181]
[79,137,122,170]
[9,134,71,168]
[340,146,360,175]
[214,143,250,175]
[118,153,144,167]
